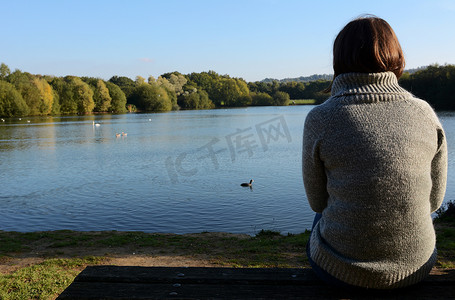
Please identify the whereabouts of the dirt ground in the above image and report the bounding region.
[0,232,250,275]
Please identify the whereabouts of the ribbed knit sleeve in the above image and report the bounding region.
[302,108,329,213]
[430,124,448,212]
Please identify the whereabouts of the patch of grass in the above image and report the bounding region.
[0,236,25,254]
[290,99,316,105]
[0,256,105,300]
[210,231,310,268]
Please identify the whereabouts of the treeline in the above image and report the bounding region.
[0,63,128,117]
[399,64,455,111]
[0,63,332,117]
[1,63,454,117]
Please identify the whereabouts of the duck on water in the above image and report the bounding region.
[241,179,254,187]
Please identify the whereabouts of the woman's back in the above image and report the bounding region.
[303,72,447,288]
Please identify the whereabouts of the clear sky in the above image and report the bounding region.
[1,0,454,82]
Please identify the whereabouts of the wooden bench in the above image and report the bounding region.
[57,266,455,299]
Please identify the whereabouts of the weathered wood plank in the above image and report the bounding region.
[58,281,455,299]
[73,266,320,285]
[57,266,455,300]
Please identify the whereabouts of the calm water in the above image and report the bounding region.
[1,106,454,235]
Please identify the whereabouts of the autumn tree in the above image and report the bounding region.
[32,77,55,115]
[6,70,43,115]
[0,80,29,117]
[93,79,112,112]
[50,76,94,114]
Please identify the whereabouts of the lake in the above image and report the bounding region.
[1,106,454,235]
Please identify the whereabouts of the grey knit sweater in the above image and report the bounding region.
[302,72,447,289]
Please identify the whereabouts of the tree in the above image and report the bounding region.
[251,92,274,106]
[236,94,252,107]
[278,81,306,99]
[273,91,290,106]
[50,76,94,114]
[72,77,95,113]
[0,63,11,80]
[0,80,29,117]
[301,80,331,104]
[399,64,455,110]
[211,78,249,107]
[7,70,42,115]
[135,76,146,85]
[49,77,75,114]
[167,73,187,95]
[178,89,214,109]
[155,76,179,110]
[105,82,127,113]
[108,76,136,100]
[93,79,112,112]
[32,77,55,115]
[130,84,172,112]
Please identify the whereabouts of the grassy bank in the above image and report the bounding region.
[1,202,454,299]
[0,230,310,299]
[290,99,316,105]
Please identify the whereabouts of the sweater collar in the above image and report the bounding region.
[331,72,411,101]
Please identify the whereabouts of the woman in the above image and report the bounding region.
[302,16,447,289]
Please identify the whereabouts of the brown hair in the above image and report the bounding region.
[332,16,405,79]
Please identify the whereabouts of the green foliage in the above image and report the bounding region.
[399,64,455,110]
[7,70,43,115]
[251,92,274,106]
[135,75,146,85]
[54,76,94,114]
[278,81,306,99]
[273,91,290,106]
[154,76,181,110]
[108,76,136,100]
[130,83,172,112]
[0,62,11,79]
[236,94,253,107]
[105,81,127,113]
[178,89,214,109]
[0,80,29,117]
[215,77,250,107]
[249,79,329,104]
[186,71,250,107]
[93,79,112,112]
[49,77,77,114]
[4,64,455,116]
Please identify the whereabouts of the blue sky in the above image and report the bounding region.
[1,0,454,82]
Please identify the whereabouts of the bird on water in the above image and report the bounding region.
[241,179,254,187]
